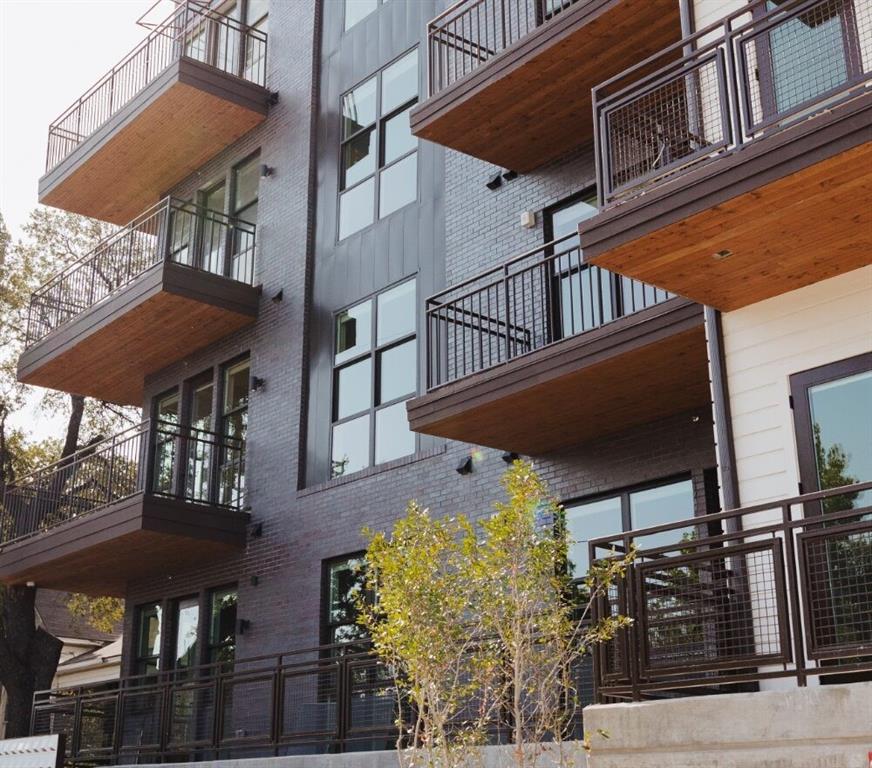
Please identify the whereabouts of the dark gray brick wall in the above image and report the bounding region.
[123,0,716,671]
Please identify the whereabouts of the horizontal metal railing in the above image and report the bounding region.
[31,643,397,765]
[45,0,268,171]
[0,420,246,548]
[427,0,585,95]
[593,0,872,204]
[24,198,256,349]
[425,233,673,389]
[589,481,872,700]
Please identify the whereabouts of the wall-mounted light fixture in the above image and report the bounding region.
[250,575,260,587]
[251,376,266,392]
[456,456,474,475]
[249,522,263,538]
[501,451,519,464]
[271,289,284,303]
[260,163,274,178]
[237,619,251,635]
[520,211,536,229]
[502,170,518,181]
[485,173,503,190]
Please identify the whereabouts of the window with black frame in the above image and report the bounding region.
[324,556,370,647]
[220,359,249,506]
[207,586,239,665]
[331,279,417,478]
[134,602,163,677]
[230,154,259,283]
[545,193,671,343]
[339,49,418,240]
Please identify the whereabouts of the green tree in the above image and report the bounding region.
[360,461,634,768]
[0,210,132,738]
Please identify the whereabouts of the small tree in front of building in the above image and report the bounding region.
[359,461,635,768]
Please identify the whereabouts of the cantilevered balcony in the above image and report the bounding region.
[0,420,249,596]
[579,0,872,311]
[407,234,710,454]
[17,198,260,406]
[410,0,682,172]
[39,1,270,224]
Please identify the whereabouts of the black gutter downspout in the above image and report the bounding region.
[706,305,741,511]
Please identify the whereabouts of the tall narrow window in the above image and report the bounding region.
[135,602,163,676]
[339,50,418,239]
[230,154,259,283]
[187,378,215,503]
[344,0,378,31]
[171,597,200,671]
[221,359,250,506]
[324,556,370,645]
[201,181,228,276]
[208,586,238,664]
[243,0,268,82]
[331,279,417,478]
[154,391,180,496]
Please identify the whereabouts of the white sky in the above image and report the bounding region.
[1,0,173,439]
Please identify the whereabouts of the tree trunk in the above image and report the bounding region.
[61,394,85,459]
[0,585,64,738]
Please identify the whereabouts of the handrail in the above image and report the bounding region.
[592,0,871,205]
[425,232,673,388]
[588,481,872,700]
[24,197,257,349]
[45,0,268,171]
[0,419,248,548]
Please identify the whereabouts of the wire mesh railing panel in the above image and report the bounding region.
[427,0,586,94]
[603,52,729,199]
[594,0,871,205]
[589,482,872,700]
[800,520,872,658]
[77,696,118,756]
[281,666,338,741]
[220,675,274,742]
[167,683,216,748]
[118,687,162,750]
[426,235,673,389]
[345,658,397,741]
[637,541,788,675]
[45,1,268,171]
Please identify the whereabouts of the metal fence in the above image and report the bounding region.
[24,198,256,349]
[590,481,872,700]
[45,0,268,171]
[593,0,872,204]
[425,233,673,389]
[427,0,584,94]
[31,644,397,765]
[0,420,246,548]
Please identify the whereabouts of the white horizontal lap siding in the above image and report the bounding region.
[722,265,872,508]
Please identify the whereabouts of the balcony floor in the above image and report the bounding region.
[18,261,260,406]
[38,58,270,224]
[580,92,872,311]
[0,494,248,596]
[411,0,681,172]
[408,298,709,455]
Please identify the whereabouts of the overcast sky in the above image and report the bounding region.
[1,0,173,439]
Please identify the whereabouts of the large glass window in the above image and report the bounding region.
[343,0,382,31]
[243,0,268,82]
[208,586,238,664]
[230,154,259,282]
[792,354,872,511]
[564,477,697,581]
[154,391,180,496]
[331,280,417,478]
[135,602,163,676]
[324,556,369,645]
[339,50,419,240]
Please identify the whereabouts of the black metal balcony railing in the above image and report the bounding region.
[31,643,397,765]
[425,233,673,389]
[46,0,268,171]
[590,482,872,700]
[594,0,871,205]
[427,0,581,94]
[0,419,246,548]
[24,198,256,349]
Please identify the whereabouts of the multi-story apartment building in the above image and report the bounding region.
[0,0,869,764]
